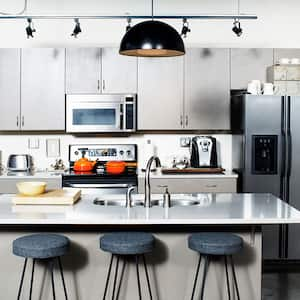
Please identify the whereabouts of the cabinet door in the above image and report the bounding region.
[101,47,137,93]
[66,48,101,94]
[231,48,274,89]
[138,57,184,130]
[21,48,65,131]
[0,49,21,130]
[185,48,230,130]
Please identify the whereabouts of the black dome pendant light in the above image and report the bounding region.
[119,0,185,57]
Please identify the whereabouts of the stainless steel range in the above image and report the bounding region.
[63,144,138,196]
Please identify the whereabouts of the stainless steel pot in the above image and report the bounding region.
[7,154,33,171]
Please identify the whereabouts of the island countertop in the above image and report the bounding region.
[0,193,299,225]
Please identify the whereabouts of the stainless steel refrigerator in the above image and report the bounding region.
[231,94,300,260]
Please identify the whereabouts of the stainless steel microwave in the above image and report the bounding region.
[66,94,136,133]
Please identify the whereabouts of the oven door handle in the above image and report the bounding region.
[64,183,131,189]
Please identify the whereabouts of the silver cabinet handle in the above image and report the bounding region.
[185,116,188,127]
[97,80,100,91]
[102,79,105,91]
[65,183,130,188]
[180,115,183,126]
[21,116,24,127]
[16,116,19,127]
[206,184,217,188]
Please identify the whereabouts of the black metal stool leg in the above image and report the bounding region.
[224,256,231,300]
[190,255,202,300]
[230,256,240,300]
[135,255,142,300]
[58,257,68,300]
[112,255,120,300]
[103,254,114,300]
[200,256,209,300]
[17,258,28,300]
[29,259,35,300]
[49,259,56,300]
[115,258,126,300]
[142,254,153,300]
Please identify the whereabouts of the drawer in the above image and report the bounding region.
[0,178,62,194]
[138,178,237,193]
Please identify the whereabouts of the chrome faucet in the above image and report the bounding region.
[126,186,136,208]
[144,156,161,207]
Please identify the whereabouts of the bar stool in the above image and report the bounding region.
[188,232,243,300]
[100,232,155,300]
[13,233,70,300]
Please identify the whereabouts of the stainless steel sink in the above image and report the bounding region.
[93,194,208,207]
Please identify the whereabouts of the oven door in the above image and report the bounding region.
[66,97,122,133]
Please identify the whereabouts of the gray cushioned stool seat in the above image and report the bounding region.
[13,233,70,259]
[188,232,243,255]
[100,232,154,255]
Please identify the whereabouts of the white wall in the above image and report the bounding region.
[0,134,233,171]
[0,0,297,48]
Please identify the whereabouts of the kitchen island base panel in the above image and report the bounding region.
[0,229,261,300]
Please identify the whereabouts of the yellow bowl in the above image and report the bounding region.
[16,182,47,196]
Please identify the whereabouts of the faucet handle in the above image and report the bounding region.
[126,186,136,208]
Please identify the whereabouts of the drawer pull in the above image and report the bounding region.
[206,184,217,188]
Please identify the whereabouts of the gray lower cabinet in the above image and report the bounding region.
[137,57,184,130]
[66,48,102,94]
[0,177,61,194]
[138,177,237,193]
[184,48,230,130]
[230,48,274,90]
[101,47,137,93]
[0,49,21,131]
[21,48,65,131]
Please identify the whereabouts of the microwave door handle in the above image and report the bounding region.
[120,104,124,130]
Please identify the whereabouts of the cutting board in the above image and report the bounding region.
[161,168,225,174]
[12,189,81,205]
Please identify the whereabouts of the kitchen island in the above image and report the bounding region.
[0,193,299,300]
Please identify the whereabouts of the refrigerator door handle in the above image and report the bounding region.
[280,96,287,199]
[286,96,292,180]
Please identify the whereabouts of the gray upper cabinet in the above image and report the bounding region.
[21,48,65,131]
[231,48,274,89]
[138,57,184,130]
[101,48,137,93]
[184,48,230,130]
[66,48,101,94]
[274,49,300,63]
[0,49,21,131]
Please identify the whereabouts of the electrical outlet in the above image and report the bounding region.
[46,139,60,158]
[28,138,40,149]
[180,137,191,147]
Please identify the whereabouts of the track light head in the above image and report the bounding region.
[71,18,81,38]
[181,18,191,38]
[26,18,36,38]
[232,19,242,37]
[126,17,132,32]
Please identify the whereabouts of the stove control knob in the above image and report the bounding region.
[126,150,131,156]
[119,150,124,155]
[75,151,79,155]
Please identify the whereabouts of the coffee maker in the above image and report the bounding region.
[190,136,218,168]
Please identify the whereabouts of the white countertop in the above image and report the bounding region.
[138,170,239,179]
[0,171,62,179]
[0,193,299,225]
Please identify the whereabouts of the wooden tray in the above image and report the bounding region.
[12,189,81,205]
[161,168,225,174]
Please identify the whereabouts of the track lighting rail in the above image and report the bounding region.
[0,14,257,20]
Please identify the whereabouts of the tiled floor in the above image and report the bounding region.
[263,273,300,299]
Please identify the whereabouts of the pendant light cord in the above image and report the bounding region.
[0,0,28,15]
[151,0,154,20]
